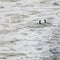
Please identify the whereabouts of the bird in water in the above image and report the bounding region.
[39,20,41,24]
[39,19,47,24]
[44,19,46,23]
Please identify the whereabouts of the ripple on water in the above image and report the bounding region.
[25,22,53,28]
[0,52,27,59]
[5,14,29,23]
[0,0,21,2]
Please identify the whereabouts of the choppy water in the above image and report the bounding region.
[0,0,60,60]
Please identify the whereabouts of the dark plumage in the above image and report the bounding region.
[44,19,46,23]
[39,20,41,24]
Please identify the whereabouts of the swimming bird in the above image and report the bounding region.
[39,20,41,24]
[44,19,46,23]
